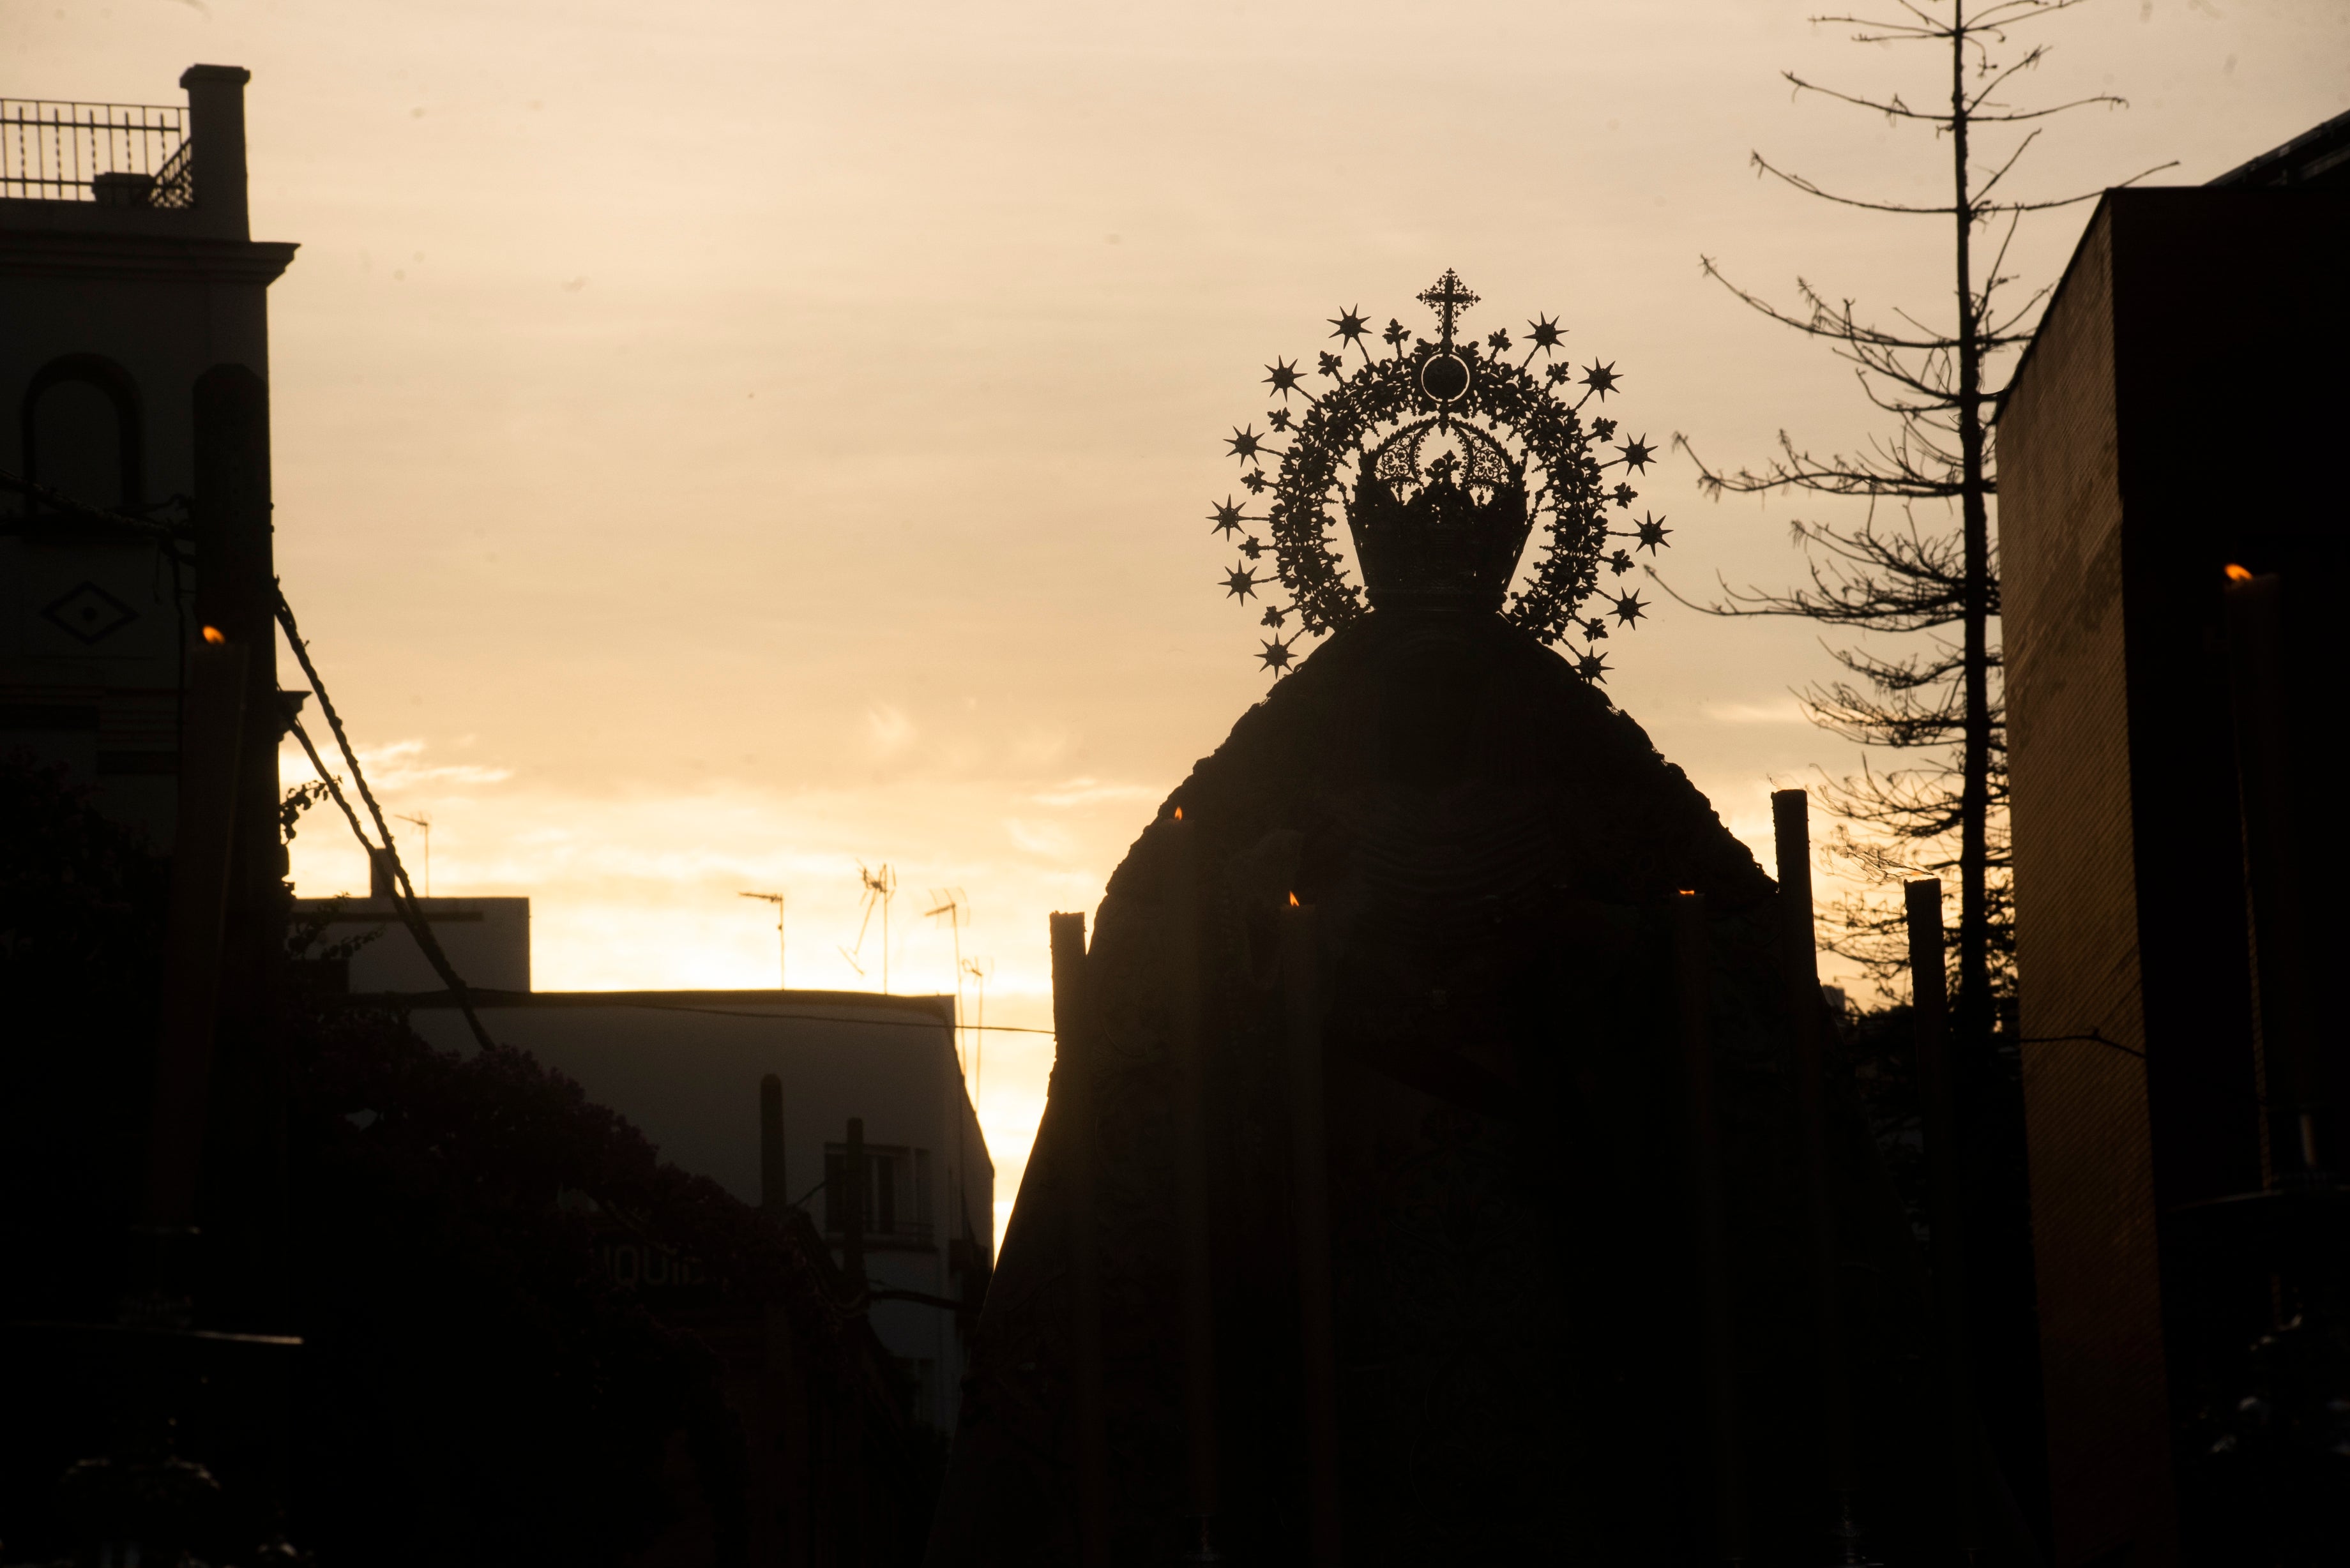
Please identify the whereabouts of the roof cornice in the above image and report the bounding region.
[0,227,297,285]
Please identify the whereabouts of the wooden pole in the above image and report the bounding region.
[146,634,250,1232]
[2221,572,2326,1177]
[1166,817,1223,1558]
[843,1117,867,1295]
[1907,879,1982,1557]
[1282,901,1342,1567]
[1672,892,1748,1564]
[1771,789,1869,1563]
[1050,910,1112,1568]
[761,1074,787,1213]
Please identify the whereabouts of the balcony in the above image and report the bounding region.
[1,101,192,208]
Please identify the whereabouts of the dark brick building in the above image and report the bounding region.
[1996,114,2349,1567]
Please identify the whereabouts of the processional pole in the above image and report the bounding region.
[1672,892,1749,1565]
[1771,789,1875,1565]
[1166,813,1225,1560]
[1906,879,1983,1558]
[1050,911,1113,1568]
[1283,899,1343,1567]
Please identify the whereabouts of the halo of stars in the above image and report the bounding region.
[1204,269,1669,680]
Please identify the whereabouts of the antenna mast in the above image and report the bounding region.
[961,956,992,1100]
[739,891,787,988]
[842,863,898,992]
[926,889,970,1071]
[393,811,432,896]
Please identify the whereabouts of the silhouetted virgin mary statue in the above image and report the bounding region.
[924,275,1973,1565]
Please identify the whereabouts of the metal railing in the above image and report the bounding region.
[1,100,192,206]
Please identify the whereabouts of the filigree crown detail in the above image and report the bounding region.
[1202,269,1671,682]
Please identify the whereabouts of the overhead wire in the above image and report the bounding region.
[275,589,496,1053]
[11,466,1040,1057]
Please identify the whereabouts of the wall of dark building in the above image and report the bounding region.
[1998,182,2350,1568]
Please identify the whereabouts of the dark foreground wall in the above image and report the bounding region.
[1998,183,2350,1568]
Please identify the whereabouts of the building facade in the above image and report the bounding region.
[2,66,294,848]
[1996,146,2347,1565]
[296,894,996,1434]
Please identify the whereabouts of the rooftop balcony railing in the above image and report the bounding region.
[1,100,192,207]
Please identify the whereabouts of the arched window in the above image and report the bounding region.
[22,354,145,512]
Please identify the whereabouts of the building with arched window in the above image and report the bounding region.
[1,65,296,847]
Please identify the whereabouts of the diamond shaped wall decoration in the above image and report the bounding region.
[42,581,139,645]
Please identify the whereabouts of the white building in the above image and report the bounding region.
[294,894,995,1433]
[2,66,295,847]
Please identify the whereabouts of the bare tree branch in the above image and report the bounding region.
[1752,153,1957,215]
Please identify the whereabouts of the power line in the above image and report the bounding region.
[8,467,1042,1057]
[0,465,186,539]
[277,589,496,1054]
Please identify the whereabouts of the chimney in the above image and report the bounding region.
[178,64,251,240]
[368,847,395,900]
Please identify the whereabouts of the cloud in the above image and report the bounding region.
[1003,817,1077,857]
[1028,776,1163,808]
[282,737,515,791]
[1699,699,1809,725]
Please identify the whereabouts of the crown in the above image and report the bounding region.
[1346,419,1530,613]
[1204,268,1669,681]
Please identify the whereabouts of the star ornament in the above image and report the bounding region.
[1202,276,1664,682]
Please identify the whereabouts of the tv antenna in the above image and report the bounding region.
[925,889,970,1069]
[393,811,432,895]
[738,891,787,988]
[960,956,992,1099]
[839,862,897,991]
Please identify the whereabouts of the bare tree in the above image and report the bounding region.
[1670,0,2168,1047]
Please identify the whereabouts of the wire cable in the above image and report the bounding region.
[277,589,496,1053]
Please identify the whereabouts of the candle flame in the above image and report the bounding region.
[2224,564,2253,582]
[1678,888,1696,896]
[1174,806,1183,820]
[201,625,226,645]
[1289,892,1299,907]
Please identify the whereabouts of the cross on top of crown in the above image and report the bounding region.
[1416,269,1480,349]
